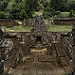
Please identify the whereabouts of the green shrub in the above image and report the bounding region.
[0,11,6,19]
[69,10,75,18]
[19,9,28,19]
[58,14,69,18]
[55,11,61,16]
[30,28,34,32]
[57,12,70,18]
[43,12,51,18]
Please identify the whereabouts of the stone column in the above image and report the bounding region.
[4,28,6,33]
[23,19,26,27]
[29,19,31,27]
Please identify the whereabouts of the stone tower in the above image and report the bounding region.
[29,16,49,48]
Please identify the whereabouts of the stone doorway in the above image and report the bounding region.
[36,36,42,43]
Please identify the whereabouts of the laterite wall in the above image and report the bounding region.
[0,20,19,26]
[53,19,75,25]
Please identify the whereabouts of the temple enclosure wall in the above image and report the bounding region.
[0,20,19,26]
[53,19,75,25]
[1,19,75,26]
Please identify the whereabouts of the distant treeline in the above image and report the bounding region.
[42,0,75,18]
[0,0,38,19]
[0,0,75,19]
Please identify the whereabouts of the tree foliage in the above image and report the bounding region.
[69,0,75,11]
[0,11,6,19]
[0,0,75,19]
[25,0,38,16]
[50,0,69,11]
[0,0,39,19]
[0,0,10,11]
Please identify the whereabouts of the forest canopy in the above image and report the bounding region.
[0,0,75,19]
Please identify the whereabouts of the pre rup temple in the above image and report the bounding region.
[0,16,75,75]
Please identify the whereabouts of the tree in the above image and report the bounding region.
[50,0,63,11]
[4,0,29,19]
[0,11,6,19]
[19,9,28,19]
[69,1,75,11]
[24,0,39,17]
[0,0,10,11]
[35,1,44,11]
[15,0,22,3]
[60,0,69,11]
[69,10,73,18]
[50,0,69,11]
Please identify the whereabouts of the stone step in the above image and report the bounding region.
[23,55,53,62]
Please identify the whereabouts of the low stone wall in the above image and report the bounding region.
[0,20,19,26]
[53,19,75,25]
[22,19,33,27]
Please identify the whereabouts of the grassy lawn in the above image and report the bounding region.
[46,0,51,2]
[44,19,72,32]
[60,12,70,18]
[2,24,72,32]
[1,19,72,32]
[2,26,33,32]
[61,12,70,15]
[46,25,72,32]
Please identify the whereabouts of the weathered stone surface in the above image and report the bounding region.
[0,16,72,75]
[62,24,75,75]
[54,19,75,25]
[28,16,49,48]
[72,46,75,75]
[0,28,3,40]
[0,20,19,26]
[23,19,33,27]
[71,24,75,75]
[23,19,26,26]
[0,51,4,74]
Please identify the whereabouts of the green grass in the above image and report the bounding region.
[2,19,72,32]
[2,26,33,32]
[46,0,51,2]
[44,19,72,32]
[46,25,72,32]
[2,25,72,32]
[61,12,70,15]
[60,12,70,18]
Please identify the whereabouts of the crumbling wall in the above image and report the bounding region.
[0,29,3,39]
[22,19,33,27]
[62,24,75,75]
[54,19,75,25]
[0,20,19,26]
[71,24,75,75]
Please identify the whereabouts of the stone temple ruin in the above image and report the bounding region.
[0,16,75,75]
[62,23,75,75]
[25,16,50,49]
